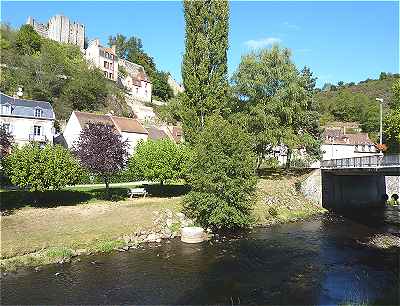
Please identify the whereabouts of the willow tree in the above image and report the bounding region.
[232,46,321,168]
[181,0,229,142]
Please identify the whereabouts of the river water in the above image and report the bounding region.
[1,213,399,305]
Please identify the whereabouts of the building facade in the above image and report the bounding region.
[321,128,379,160]
[85,39,118,81]
[118,59,152,102]
[63,111,148,155]
[27,15,85,50]
[0,92,55,146]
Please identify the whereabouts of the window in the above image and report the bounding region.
[104,71,108,77]
[35,108,43,117]
[104,61,108,68]
[2,104,11,115]
[2,123,10,133]
[109,72,113,79]
[136,88,139,94]
[34,125,41,136]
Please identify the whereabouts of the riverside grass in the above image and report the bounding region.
[1,174,323,271]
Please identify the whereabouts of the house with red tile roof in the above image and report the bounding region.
[63,111,148,155]
[321,128,379,160]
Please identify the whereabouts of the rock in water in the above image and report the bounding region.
[181,227,205,243]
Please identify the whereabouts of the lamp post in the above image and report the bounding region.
[376,98,384,155]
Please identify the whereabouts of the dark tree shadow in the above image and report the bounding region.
[0,187,132,215]
[256,168,314,180]
[143,184,191,197]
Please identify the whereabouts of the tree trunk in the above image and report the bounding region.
[104,176,110,199]
[286,149,292,169]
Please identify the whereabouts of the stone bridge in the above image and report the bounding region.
[320,155,400,210]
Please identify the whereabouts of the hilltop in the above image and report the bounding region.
[315,73,399,138]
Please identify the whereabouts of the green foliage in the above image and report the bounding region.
[152,71,174,101]
[232,46,321,168]
[183,115,257,230]
[128,139,191,184]
[317,74,399,134]
[0,25,126,120]
[15,24,41,55]
[384,109,400,152]
[4,143,82,191]
[181,0,230,142]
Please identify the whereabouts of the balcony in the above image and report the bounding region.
[29,134,47,143]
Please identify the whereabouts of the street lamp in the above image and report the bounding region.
[376,98,384,155]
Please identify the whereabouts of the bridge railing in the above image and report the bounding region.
[321,154,400,169]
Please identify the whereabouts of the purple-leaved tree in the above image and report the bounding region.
[0,125,14,159]
[74,122,129,198]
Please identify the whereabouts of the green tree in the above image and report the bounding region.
[181,0,229,141]
[128,139,190,185]
[4,143,82,191]
[391,79,400,109]
[183,115,257,230]
[232,46,321,168]
[152,71,174,101]
[383,79,400,152]
[15,24,41,55]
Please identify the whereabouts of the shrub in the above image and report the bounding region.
[4,143,82,191]
[183,115,257,230]
[128,139,191,184]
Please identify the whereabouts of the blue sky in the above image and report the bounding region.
[1,1,399,87]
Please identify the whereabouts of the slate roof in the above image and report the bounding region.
[323,128,374,145]
[0,92,55,119]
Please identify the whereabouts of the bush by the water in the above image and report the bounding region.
[128,139,191,184]
[183,115,257,230]
[4,143,82,191]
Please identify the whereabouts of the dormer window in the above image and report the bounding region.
[2,104,11,115]
[35,108,43,117]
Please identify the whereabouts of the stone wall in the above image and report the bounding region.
[386,176,400,196]
[300,169,322,206]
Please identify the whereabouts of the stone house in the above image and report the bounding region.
[118,59,152,103]
[85,39,118,81]
[0,92,55,146]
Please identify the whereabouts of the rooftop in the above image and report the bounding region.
[0,92,55,119]
[73,111,148,135]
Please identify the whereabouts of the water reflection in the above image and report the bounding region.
[2,215,399,305]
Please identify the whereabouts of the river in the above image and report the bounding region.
[1,213,399,305]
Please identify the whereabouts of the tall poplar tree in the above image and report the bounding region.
[181,0,229,142]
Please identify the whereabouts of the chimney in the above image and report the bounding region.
[111,44,116,54]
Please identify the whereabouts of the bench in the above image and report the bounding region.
[129,188,148,198]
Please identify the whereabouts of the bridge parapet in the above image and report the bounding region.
[321,154,400,169]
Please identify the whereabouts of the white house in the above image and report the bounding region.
[118,59,152,102]
[321,128,379,160]
[85,39,118,81]
[63,111,148,155]
[0,92,55,146]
